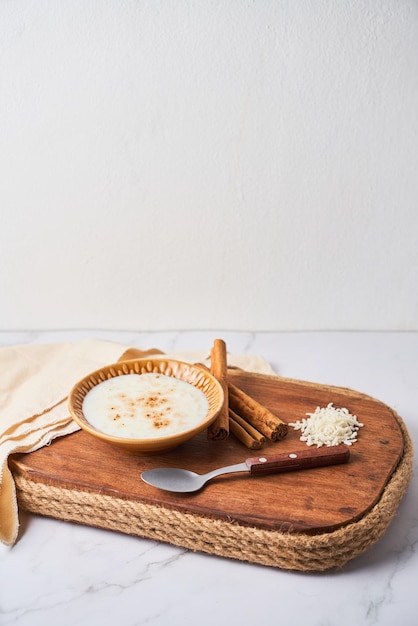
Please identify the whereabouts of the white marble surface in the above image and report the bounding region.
[0,330,417,626]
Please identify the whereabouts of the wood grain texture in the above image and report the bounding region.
[9,370,404,534]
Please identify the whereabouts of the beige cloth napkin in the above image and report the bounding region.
[0,339,275,546]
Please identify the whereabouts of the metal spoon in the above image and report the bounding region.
[141,445,350,493]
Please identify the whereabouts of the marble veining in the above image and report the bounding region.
[0,330,417,626]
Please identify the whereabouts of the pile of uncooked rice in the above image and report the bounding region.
[289,402,364,447]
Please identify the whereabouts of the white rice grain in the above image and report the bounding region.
[289,402,363,447]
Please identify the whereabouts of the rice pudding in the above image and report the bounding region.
[82,373,209,439]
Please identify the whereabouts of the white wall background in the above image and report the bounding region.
[1,0,417,331]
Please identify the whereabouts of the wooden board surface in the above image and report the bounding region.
[10,370,404,534]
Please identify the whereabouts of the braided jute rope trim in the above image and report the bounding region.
[15,410,413,572]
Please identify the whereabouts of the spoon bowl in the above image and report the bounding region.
[141,462,247,493]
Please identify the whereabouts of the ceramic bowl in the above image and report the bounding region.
[67,358,224,453]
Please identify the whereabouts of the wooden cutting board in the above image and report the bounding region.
[9,369,404,535]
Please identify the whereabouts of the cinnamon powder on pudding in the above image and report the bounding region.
[82,373,208,439]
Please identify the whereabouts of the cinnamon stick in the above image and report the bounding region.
[229,409,265,449]
[228,382,288,441]
[207,339,229,441]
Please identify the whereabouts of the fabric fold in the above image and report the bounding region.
[0,339,130,545]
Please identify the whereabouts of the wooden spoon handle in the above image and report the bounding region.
[245,445,350,476]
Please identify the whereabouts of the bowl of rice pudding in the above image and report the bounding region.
[68,358,225,453]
